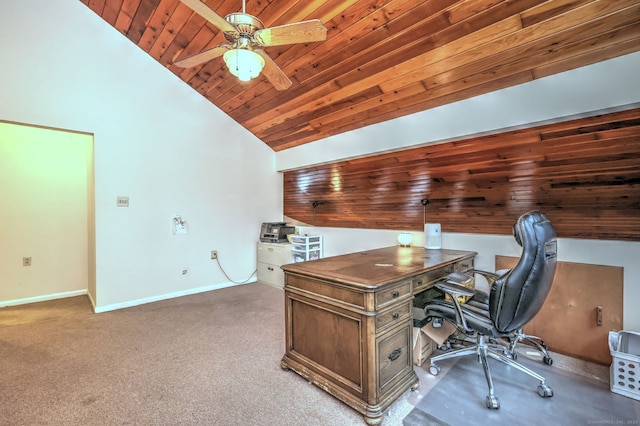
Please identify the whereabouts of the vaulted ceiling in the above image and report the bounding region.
[81,0,640,152]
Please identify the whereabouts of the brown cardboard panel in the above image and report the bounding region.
[496,256,623,365]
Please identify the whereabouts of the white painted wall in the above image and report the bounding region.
[1,0,638,332]
[0,0,282,311]
[0,123,92,303]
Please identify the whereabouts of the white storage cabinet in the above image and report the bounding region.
[257,242,293,289]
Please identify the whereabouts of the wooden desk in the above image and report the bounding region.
[280,246,476,425]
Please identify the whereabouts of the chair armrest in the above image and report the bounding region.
[435,281,476,298]
[434,281,476,333]
[467,268,505,286]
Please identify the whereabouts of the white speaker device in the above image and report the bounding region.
[424,223,442,249]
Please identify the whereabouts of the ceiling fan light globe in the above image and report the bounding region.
[223,49,265,82]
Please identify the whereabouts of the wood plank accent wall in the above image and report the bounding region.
[283,107,640,241]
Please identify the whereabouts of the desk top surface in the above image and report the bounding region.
[281,246,476,288]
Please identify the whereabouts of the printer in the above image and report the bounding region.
[260,222,295,243]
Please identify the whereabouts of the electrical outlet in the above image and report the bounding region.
[211,250,218,260]
[23,257,32,266]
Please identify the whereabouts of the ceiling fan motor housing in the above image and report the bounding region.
[223,13,264,44]
[174,0,327,90]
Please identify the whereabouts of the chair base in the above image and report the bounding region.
[429,334,553,409]
[505,330,554,365]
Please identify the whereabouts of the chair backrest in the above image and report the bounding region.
[490,211,558,333]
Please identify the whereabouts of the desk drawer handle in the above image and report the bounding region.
[389,348,402,361]
[416,279,423,285]
[392,291,400,298]
[392,312,399,320]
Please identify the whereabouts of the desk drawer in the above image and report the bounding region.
[376,302,411,332]
[257,243,292,265]
[413,268,450,293]
[376,280,411,309]
[257,262,284,288]
[453,258,474,272]
[378,324,412,393]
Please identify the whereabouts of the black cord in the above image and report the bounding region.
[421,199,429,223]
[312,201,325,226]
[213,256,257,284]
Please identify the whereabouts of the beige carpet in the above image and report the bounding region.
[0,295,92,327]
[1,283,614,425]
[0,283,417,425]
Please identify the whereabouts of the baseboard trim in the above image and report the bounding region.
[93,278,257,313]
[87,292,97,312]
[0,289,88,308]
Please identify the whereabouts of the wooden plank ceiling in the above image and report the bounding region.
[81,0,640,152]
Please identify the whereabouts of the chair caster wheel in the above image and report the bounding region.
[486,395,500,409]
[501,349,514,359]
[543,356,553,366]
[429,364,441,376]
[537,384,553,398]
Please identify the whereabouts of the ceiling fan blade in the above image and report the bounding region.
[174,44,232,68]
[255,50,292,91]
[254,19,327,47]
[179,0,237,34]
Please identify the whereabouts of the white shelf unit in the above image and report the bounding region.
[291,235,323,263]
[257,242,293,289]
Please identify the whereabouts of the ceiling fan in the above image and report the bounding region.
[174,0,327,90]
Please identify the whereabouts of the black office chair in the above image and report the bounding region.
[424,210,558,409]
[465,272,554,366]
